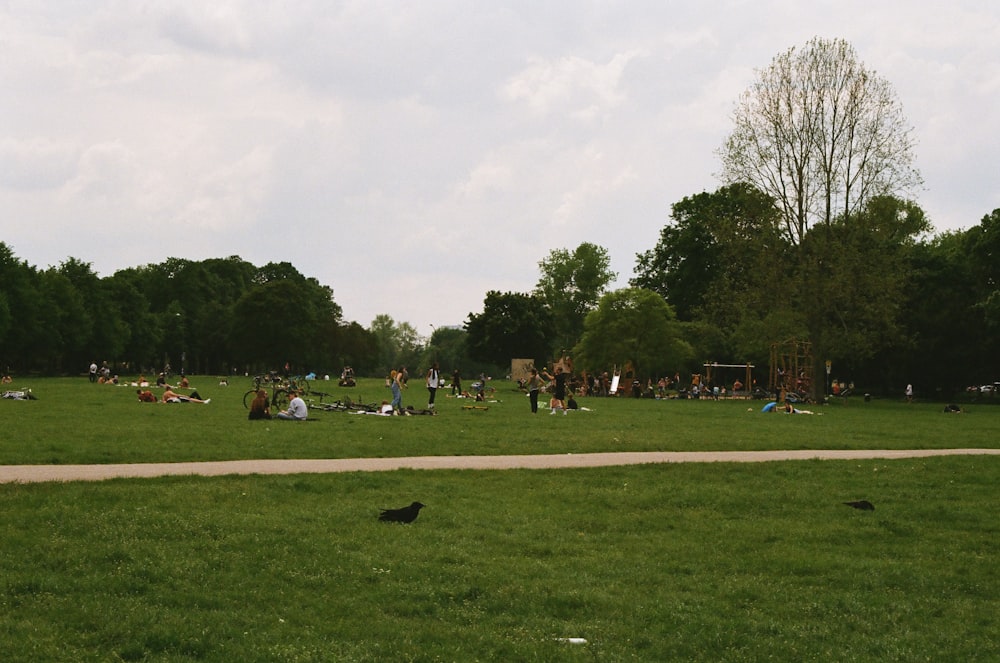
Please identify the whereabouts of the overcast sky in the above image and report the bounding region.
[3,2,998,334]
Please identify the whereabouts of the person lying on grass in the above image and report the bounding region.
[161,387,210,404]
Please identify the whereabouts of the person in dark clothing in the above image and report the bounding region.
[248,389,271,420]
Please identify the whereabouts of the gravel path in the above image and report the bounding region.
[2,448,998,484]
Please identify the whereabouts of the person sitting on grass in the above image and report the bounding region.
[161,387,210,404]
[276,389,307,420]
[136,389,157,403]
[549,396,566,415]
[248,389,271,420]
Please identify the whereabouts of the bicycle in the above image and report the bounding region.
[243,374,292,410]
[312,393,379,414]
[286,375,311,396]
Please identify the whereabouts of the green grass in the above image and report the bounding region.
[1,461,998,661]
[1,377,999,661]
[1,377,998,465]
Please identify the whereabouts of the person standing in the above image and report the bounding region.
[390,368,405,414]
[426,362,440,410]
[541,365,568,413]
[89,361,98,383]
[526,367,544,413]
[905,383,914,403]
[451,369,461,396]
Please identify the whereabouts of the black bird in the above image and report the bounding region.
[843,500,875,511]
[378,501,425,523]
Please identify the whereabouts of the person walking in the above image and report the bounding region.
[526,367,544,413]
[425,362,440,410]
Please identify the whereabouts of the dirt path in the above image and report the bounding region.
[2,448,998,484]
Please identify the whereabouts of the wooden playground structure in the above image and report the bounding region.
[702,361,755,398]
[769,338,814,398]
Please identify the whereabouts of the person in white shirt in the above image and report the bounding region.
[277,389,308,420]
[426,362,440,410]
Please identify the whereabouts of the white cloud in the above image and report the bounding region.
[1,0,997,331]
[0,138,78,190]
[502,50,646,120]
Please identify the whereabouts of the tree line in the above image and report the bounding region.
[459,202,999,399]
[0,250,478,380]
[2,195,996,399]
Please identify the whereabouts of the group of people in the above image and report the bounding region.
[133,362,586,418]
[248,388,307,420]
[526,365,575,414]
[137,378,308,419]
[136,385,211,404]
[382,363,442,415]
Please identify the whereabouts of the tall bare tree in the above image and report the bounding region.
[718,37,922,245]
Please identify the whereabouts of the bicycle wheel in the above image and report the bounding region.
[272,389,291,412]
[243,390,257,409]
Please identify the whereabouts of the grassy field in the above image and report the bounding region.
[1,377,999,465]
[1,377,999,661]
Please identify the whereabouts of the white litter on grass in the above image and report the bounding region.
[554,637,588,644]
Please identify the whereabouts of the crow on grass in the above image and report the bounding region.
[378,501,425,523]
[843,500,875,511]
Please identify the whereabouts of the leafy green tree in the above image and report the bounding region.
[393,321,424,375]
[0,246,100,374]
[57,257,130,367]
[791,196,929,395]
[574,288,693,379]
[965,209,1000,330]
[465,291,554,369]
[368,315,423,376]
[105,273,163,373]
[715,37,926,397]
[887,210,1000,395]
[331,321,377,375]
[534,243,616,352]
[180,258,255,374]
[0,249,363,376]
[419,327,476,378]
[632,183,784,322]
[35,269,90,373]
[229,278,334,372]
